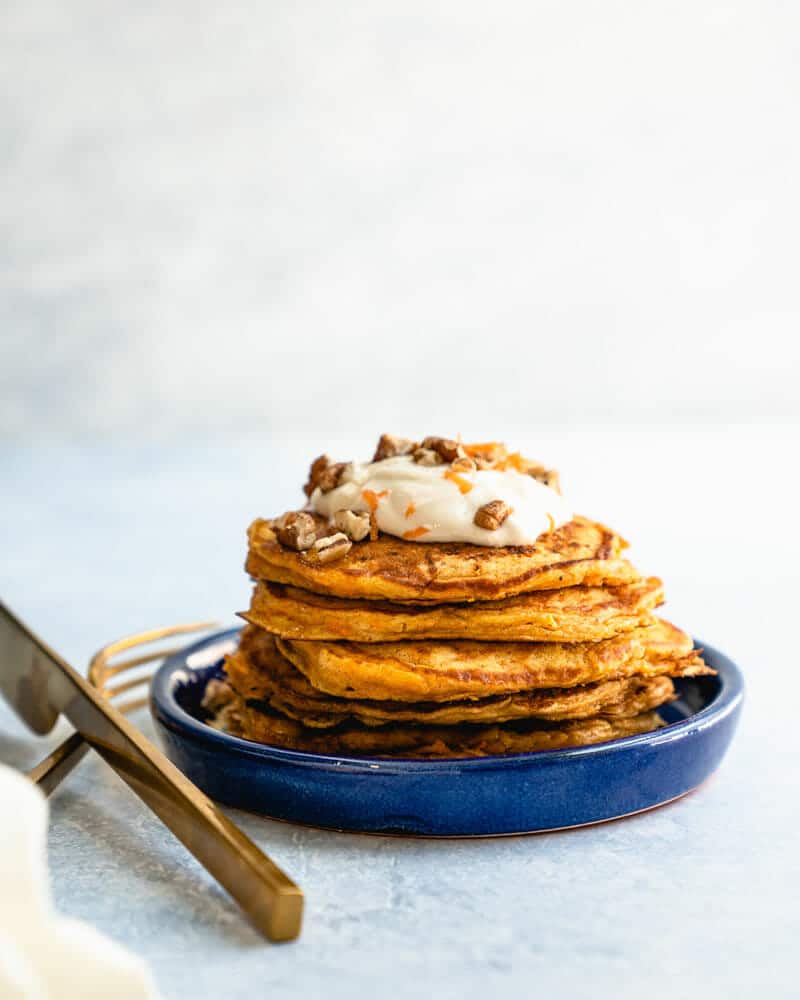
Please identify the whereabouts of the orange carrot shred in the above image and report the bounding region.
[403,526,430,539]
[464,441,505,457]
[362,488,389,512]
[443,469,473,494]
[404,501,416,518]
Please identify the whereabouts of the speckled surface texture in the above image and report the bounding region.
[2,428,798,999]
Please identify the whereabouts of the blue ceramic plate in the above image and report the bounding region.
[151,628,743,836]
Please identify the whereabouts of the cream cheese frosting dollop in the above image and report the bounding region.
[310,455,572,547]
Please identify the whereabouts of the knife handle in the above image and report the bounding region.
[88,732,304,942]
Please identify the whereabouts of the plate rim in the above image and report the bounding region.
[150,626,744,773]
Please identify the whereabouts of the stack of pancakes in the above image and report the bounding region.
[217,511,712,757]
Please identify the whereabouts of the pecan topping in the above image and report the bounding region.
[474,500,514,531]
[315,461,349,493]
[274,510,318,550]
[413,447,444,466]
[311,532,352,563]
[201,677,235,713]
[333,508,371,542]
[303,454,331,497]
[420,436,466,462]
[536,468,560,493]
[523,462,560,493]
[373,433,418,462]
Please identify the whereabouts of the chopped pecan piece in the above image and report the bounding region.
[201,677,235,713]
[333,508,371,542]
[523,462,560,493]
[274,510,318,550]
[373,434,418,462]
[474,500,514,531]
[303,454,332,497]
[311,532,352,563]
[315,461,348,493]
[420,436,466,462]
[536,468,561,493]
[413,447,444,466]
[450,455,477,473]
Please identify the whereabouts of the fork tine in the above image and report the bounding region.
[99,645,188,678]
[104,675,153,698]
[114,695,150,714]
[89,621,218,687]
[94,645,193,697]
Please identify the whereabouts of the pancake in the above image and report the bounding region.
[275,619,711,703]
[224,630,676,728]
[242,577,664,643]
[245,515,638,603]
[226,694,665,757]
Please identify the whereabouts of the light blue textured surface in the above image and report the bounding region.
[1,428,798,999]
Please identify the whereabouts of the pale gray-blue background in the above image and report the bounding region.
[2,1,799,442]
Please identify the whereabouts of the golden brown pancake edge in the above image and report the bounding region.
[224,692,666,757]
[242,576,665,643]
[225,636,676,728]
[272,619,710,703]
[245,515,637,603]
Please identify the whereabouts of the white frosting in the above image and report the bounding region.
[311,455,572,547]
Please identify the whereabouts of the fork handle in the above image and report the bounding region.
[27,730,89,795]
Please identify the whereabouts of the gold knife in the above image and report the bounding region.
[0,600,303,942]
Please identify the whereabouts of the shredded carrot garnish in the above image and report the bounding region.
[443,469,473,494]
[404,501,416,518]
[464,441,508,470]
[546,513,555,534]
[464,441,505,457]
[362,488,389,512]
[361,488,389,540]
[505,451,525,472]
[403,526,430,539]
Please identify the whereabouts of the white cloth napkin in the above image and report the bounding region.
[0,763,158,999]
